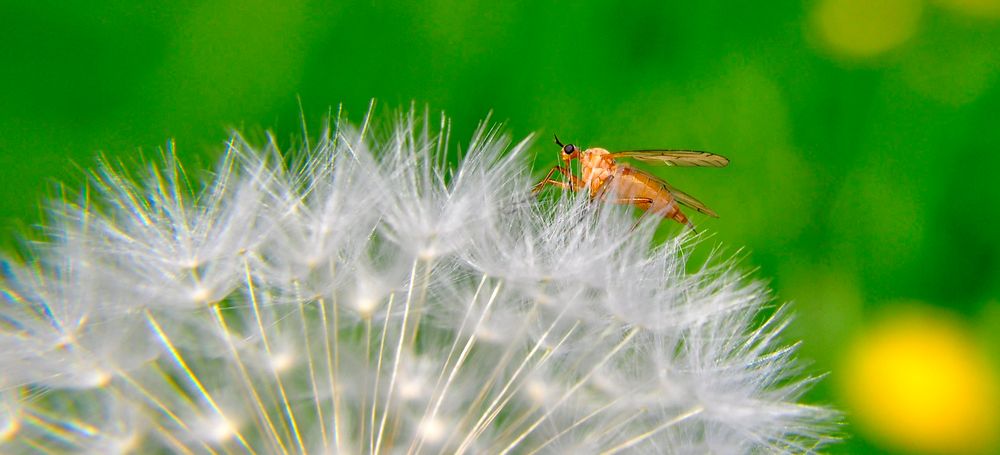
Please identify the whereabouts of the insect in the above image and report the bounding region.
[532,135,729,229]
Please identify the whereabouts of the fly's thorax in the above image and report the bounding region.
[578,148,616,190]
[582,147,611,163]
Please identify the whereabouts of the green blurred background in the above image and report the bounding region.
[2,0,999,452]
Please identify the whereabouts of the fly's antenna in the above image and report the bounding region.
[554,134,565,148]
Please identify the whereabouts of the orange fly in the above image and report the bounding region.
[531,135,729,229]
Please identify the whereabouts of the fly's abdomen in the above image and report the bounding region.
[617,169,678,216]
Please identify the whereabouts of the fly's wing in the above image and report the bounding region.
[610,150,729,167]
[661,181,719,217]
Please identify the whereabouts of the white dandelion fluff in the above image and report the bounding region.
[0,106,836,454]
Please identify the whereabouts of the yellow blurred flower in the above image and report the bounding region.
[840,305,1000,454]
[812,0,923,58]
[933,0,1000,18]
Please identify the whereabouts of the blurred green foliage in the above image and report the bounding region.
[2,0,999,452]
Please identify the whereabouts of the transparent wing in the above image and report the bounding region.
[610,150,729,167]
[662,181,719,217]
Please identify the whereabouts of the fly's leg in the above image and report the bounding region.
[610,196,654,209]
[606,196,652,232]
[604,197,695,232]
[522,166,584,216]
[591,174,615,202]
[590,175,647,209]
[531,165,583,194]
[590,195,657,232]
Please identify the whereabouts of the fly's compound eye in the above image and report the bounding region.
[562,144,577,155]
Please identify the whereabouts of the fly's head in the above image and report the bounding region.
[553,134,580,164]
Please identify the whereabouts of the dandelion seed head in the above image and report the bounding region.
[190,286,212,304]
[198,414,238,445]
[418,245,439,262]
[473,321,504,343]
[396,356,434,402]
[269,350,296,373]
[81,368,113,388]
[342,261,404,319]
[354,296,380,318]
[417,416,448,444]
[0,105,836,453]
[101,432,142,455]
[179,256,201,270]
[525,376,556,405]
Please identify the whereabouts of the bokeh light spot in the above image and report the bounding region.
[899,39,998,106]
[813,0,923,58]
[840,305,1000,454]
